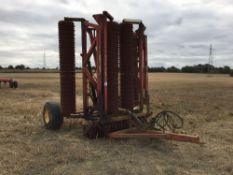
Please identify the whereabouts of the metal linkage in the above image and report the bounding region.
[109,128,202,144]
[109,110,203,144]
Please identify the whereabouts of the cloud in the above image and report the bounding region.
[174,17,183,25]
[0,0,232,68]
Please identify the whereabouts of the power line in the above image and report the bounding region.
[208,44,213,74]
[43,49,46,69]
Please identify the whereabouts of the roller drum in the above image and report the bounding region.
[58,20,76,116]
[107,21,120,114]
[120,23,138,110]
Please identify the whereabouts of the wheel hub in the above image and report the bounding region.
[44,110,50,124]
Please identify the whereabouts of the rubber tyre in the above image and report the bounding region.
[13,81,18,88]
[42,102,63,130]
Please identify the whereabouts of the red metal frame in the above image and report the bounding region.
[0,78,12,83]
[82,21,98,115]
[61,12,202,144]
[65,13,150,117]
[137,25,149,113]
[109,128,203,144]
[143,36,150,113]
[0,78,13,87]
[81,14,111,116]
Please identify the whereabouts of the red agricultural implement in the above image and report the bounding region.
[42,11,202,144]
[0,78,18,88]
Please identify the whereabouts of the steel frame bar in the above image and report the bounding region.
[143,35,150,113]
[0,78,12,83]
[81,15,109,116]
[109,128,202,144]
[83,38,96,65]
[93,14,109,115]
[81,21,88,115]
[83,69,97,88]
[83,24,99,114]
[96,24,103,114]
[87,29,97,65]
[133,23,149,113]
[138,34,144,110]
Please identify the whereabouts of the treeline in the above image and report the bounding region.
[149,64,232,74]
[0,64,60,73]
[0,64,31,70]
[0,64,232,75]
[0,64,77,70]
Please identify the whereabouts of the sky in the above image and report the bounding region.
[0,0,232,68]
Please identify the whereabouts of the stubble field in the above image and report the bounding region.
[0,73,233,175]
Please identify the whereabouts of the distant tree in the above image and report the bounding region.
[15,64,25,69]
[222,66,231,74]
[167,66,180,73]
[230,70,233,77]
[181,66,197,73]
[181,64,215,73]
[0,65,2,69]
[148,67,166,72]
[51,64,233,74]
[202,64,211,73]
[8,65,14,69]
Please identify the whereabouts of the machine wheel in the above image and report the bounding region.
[42,102,63,130]
[13,81,18,88]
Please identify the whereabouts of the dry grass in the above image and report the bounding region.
[0,73,233,175]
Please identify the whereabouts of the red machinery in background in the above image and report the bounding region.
[42,11,201,144]
[0,78,18,88]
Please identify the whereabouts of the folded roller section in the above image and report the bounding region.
[58,20,76,116]
[120,22,138,110]
[107,21,120,114]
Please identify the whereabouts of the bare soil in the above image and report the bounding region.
[0,73,233,175]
